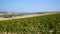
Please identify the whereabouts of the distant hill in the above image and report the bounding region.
[0,11,60,18]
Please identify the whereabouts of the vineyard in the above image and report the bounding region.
[0,13,60,34]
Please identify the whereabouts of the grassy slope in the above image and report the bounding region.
[0,13,60,34]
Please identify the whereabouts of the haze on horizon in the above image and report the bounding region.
[0,0,60,13]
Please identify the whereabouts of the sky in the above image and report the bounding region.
[0,0,60,13]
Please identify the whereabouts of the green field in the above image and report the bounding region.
[0,13,60,34]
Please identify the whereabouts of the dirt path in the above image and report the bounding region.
[0,13,56,21]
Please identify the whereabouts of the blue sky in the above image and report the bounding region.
[0,0,60,13]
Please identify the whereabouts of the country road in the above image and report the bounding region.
[0,13,57,21]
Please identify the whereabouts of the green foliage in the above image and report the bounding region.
[0,13,60,34]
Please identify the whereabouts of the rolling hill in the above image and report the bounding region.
[0,13,60,34]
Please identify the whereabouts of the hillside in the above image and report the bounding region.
[0,12,57,21]
[0,13,60,34]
